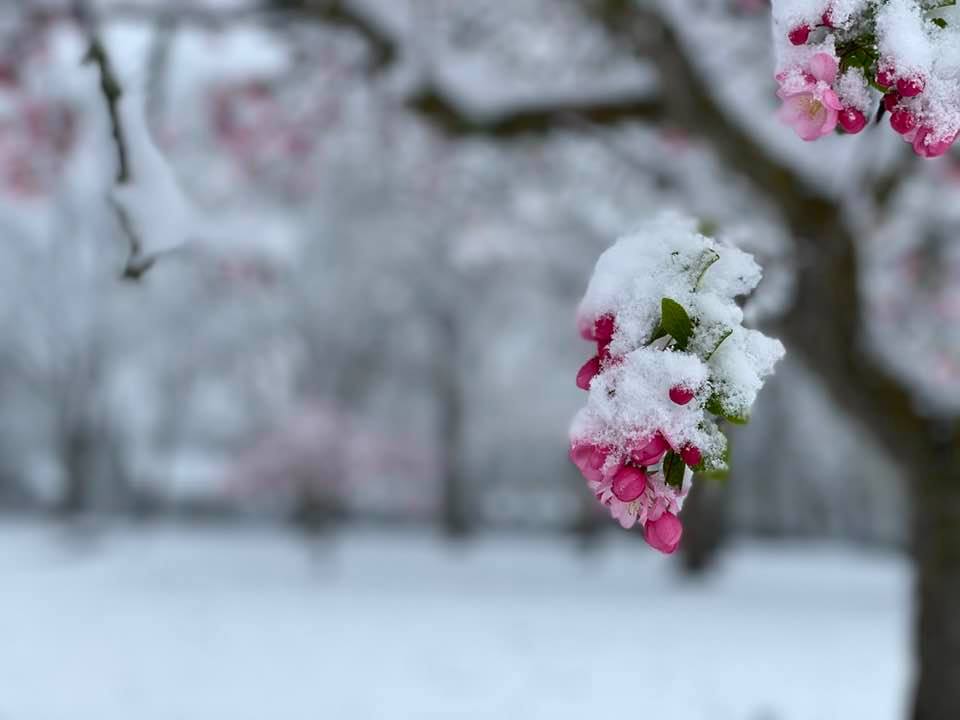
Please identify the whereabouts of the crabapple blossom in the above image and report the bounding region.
[771,0,960,157]
[838,107,867,134]
[891,108,918,135]
[776,53,842,141]
[789,25,811,45]
[569,214,784,554]
[644,511,683,554]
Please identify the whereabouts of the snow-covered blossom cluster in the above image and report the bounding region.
[569,214,785,553]
[772,0,960,156]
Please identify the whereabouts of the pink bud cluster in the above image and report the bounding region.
[570,313,705,555]
[877,69,957,158]
[777,1,959,157]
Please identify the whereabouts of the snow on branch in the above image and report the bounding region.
[76,4,197,278]
[81,35,153,279]
[772,0,960,156]
[569,213,784,554]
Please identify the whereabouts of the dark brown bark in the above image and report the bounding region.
[679,476,728,574]
[912,427,960,719]
[57,424,95,515]
[434,310,470,538]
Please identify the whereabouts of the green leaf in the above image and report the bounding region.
[705,327,732,360]
[705,393,750,425]
[663,451,686,489]
[698,441,731,481]
[932,17,948,28]
[660,298,693,351]
[705,394,725,417]
[694,249,720,290]
[647,325,668,345]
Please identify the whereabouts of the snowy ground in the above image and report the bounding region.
[0,521,910,720]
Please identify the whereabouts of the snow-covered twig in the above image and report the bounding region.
[79,22,154,279]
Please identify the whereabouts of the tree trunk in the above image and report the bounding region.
[679,476,728,575]
[912,424,960,720]
[57,424,93,516]
[435,311,469,538]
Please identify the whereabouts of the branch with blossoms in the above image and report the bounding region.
[569,214,784,553]
[773,0,960,157]
[591,1,938,446]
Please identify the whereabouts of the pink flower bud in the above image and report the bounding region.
[882,92,900,112]
[589,446,609,471]
[612,465,647,502]
[838,107,866,134]
[820,8,834,27]
[912,127,959,158]
[594,313,616,343]
[631,432,669,466]
[788,25,810,45]
[569,442,602,483]
[897,75,924,98]
[681,445,702,467]
[576,356,601,390]
[597,338,612,362]
[876,67,895,88]
[890,109,917,135]
[644,512,683,554]
[669,385,695,405]
[578,313,615,342]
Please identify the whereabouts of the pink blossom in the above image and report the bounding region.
[838,107,866,134]
[611,498,640,529]
[776,53,842,141]
[897,76,925,98]
[788,25,810,46]
[669,385,695,405]
[612,464,647,502]
[909,126,959,158]
[630,432,669,466]
[586,466,689,534]
[644,512,683,554]
[578,313,615,342]
[876,66,896,89]
[890,108,917,135]
[680,445,702,467]
[569,442,609,484]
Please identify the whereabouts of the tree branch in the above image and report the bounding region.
[82,36,154,279]
[98,1,397,73]
[74,0,154,279]
[406,83,661,138]
[582,1,958,459]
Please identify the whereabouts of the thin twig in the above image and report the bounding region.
[75,1,153,279]
[83,38,129,184]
